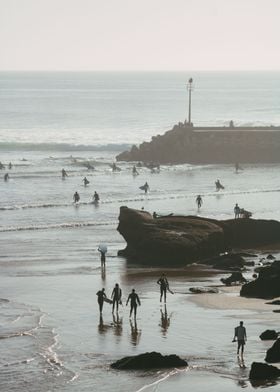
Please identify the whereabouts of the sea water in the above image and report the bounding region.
[1,72,280,391]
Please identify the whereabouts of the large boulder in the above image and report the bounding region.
[203,254,246,270]
[221,272,247,286]
[117,207,280,265]
[265,339,280,363]
[249,362,280,380]
[240,261,280,299]
[111,352,188,370]
[259,330,279,340]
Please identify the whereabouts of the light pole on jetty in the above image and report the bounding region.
[187,77,193,126]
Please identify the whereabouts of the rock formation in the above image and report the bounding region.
[259,330,279,341]
[249,362,280,380]
[265,339,280,363]
[221,272,247,286]
[117,207,280,265]
[116,123,280,164]
[240,261,280,299]
[111,352,188,370]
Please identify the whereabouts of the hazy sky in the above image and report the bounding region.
[1,0,280,71]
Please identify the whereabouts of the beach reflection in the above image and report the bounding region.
[112,313,123,338]
[98,315,111,335]
[101,265,106,281]
[129,319,141,346]
[160,305,171,336]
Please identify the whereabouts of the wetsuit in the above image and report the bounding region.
[96,290,107,313]
[111,286,122,312]
[126,292,141,318]
[157,277,169,302]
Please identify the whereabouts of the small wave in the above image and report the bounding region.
[0,141,131,152]
[0,220,116,232]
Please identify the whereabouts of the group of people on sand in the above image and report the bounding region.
[96,274,172,319]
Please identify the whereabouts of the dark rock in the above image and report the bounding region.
[265,339,280,363]
[111,352,188,370]
[240,261,280,299]
[244,260,255,266]
[249,362,280,380]
[266,300,280,305]
[189,287,218,294]
[267,254,276,260]
[273,310,280,313]
[203,254,246,271]
[259,330,279,340]
[221,272,247,286]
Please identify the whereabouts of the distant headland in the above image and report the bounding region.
[116,122,280,164]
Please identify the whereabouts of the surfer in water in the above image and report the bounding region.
[73,191,80,203]
[126,289,141,318]
[96,288,107,314]
[61,168,68,178]
[4,173,9,181]
[93,191,100,204]
[111,283,122,313]
[196,195,203,209]
[83,177,90,186]
[132,165,139,176]
[157,274,171,303]
[8,162,12,169]
[141,182,149,194]
[98,246,106,267]
[215,179,224,191]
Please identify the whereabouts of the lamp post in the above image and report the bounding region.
[187,78,193,125]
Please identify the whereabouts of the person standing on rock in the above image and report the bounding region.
[233,321,247,357]
[157,274,170,303]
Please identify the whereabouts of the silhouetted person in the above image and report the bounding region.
[111,283,122,313]
[142,182,149,194]
[4,173,9,181]
[62,168,68,178]
[96,288,107,314]
[157,274,169,303]
[196,195,202,209]
[234,203,240,219]
[8,162,12,169]
[93,191,100,203]
[132,165,139,175]
[215,179,224,191]
[126,288,141,318]
[83,177,89,186]
[233,321,247,356]
[73,191,80,203]
[98,247,106,268]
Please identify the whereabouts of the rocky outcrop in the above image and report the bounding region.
[221,272,247,286]
[111,352,187,370]
[202,254,246,271]
[117,207,280,265]
[265,339,280,363]
[116,124,280,164]
[249,362,280,380]
[240,261,280,299]
[259,330,279,341]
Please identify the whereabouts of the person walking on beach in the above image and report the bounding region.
[96,288,107,314]
[157,274,170,303]
[234,203,240,219]
[98,247,106,268]
[111,283,122,313]
[126,288,141,318]
[233,321,247,356]
[196,195,203,209]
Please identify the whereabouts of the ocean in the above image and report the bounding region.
[1,71,280,391]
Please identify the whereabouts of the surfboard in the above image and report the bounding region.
[104,298,113,304]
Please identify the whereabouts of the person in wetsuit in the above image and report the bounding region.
[196,195,203,208]
[157,274,169,303]
[96,288,107,314]
[143,182,149,194]
[83,177,89,186]
[126,288,141,318]
[4,173,9,181]
[233,321,247,356]
[73,191,80,203]
[93,191,100,203]
[111,283,122,313]
[62,168,68,178]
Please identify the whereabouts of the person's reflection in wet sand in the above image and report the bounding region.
[101,265,106,281]
[160,305,170,336]
[130,319,141,346]
[112,313,123,337]
[98,314,110,335]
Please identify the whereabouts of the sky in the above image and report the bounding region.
[0,0,280,71]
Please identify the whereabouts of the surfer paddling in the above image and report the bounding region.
[73,191,80,203]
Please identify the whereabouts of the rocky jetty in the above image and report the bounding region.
[117,207,280,265]
[116,123,280,164]
[111,352,187,370]
[240,261,280,299]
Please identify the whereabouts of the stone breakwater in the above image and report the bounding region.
[117,207,280,265]
[116,124,280,164]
